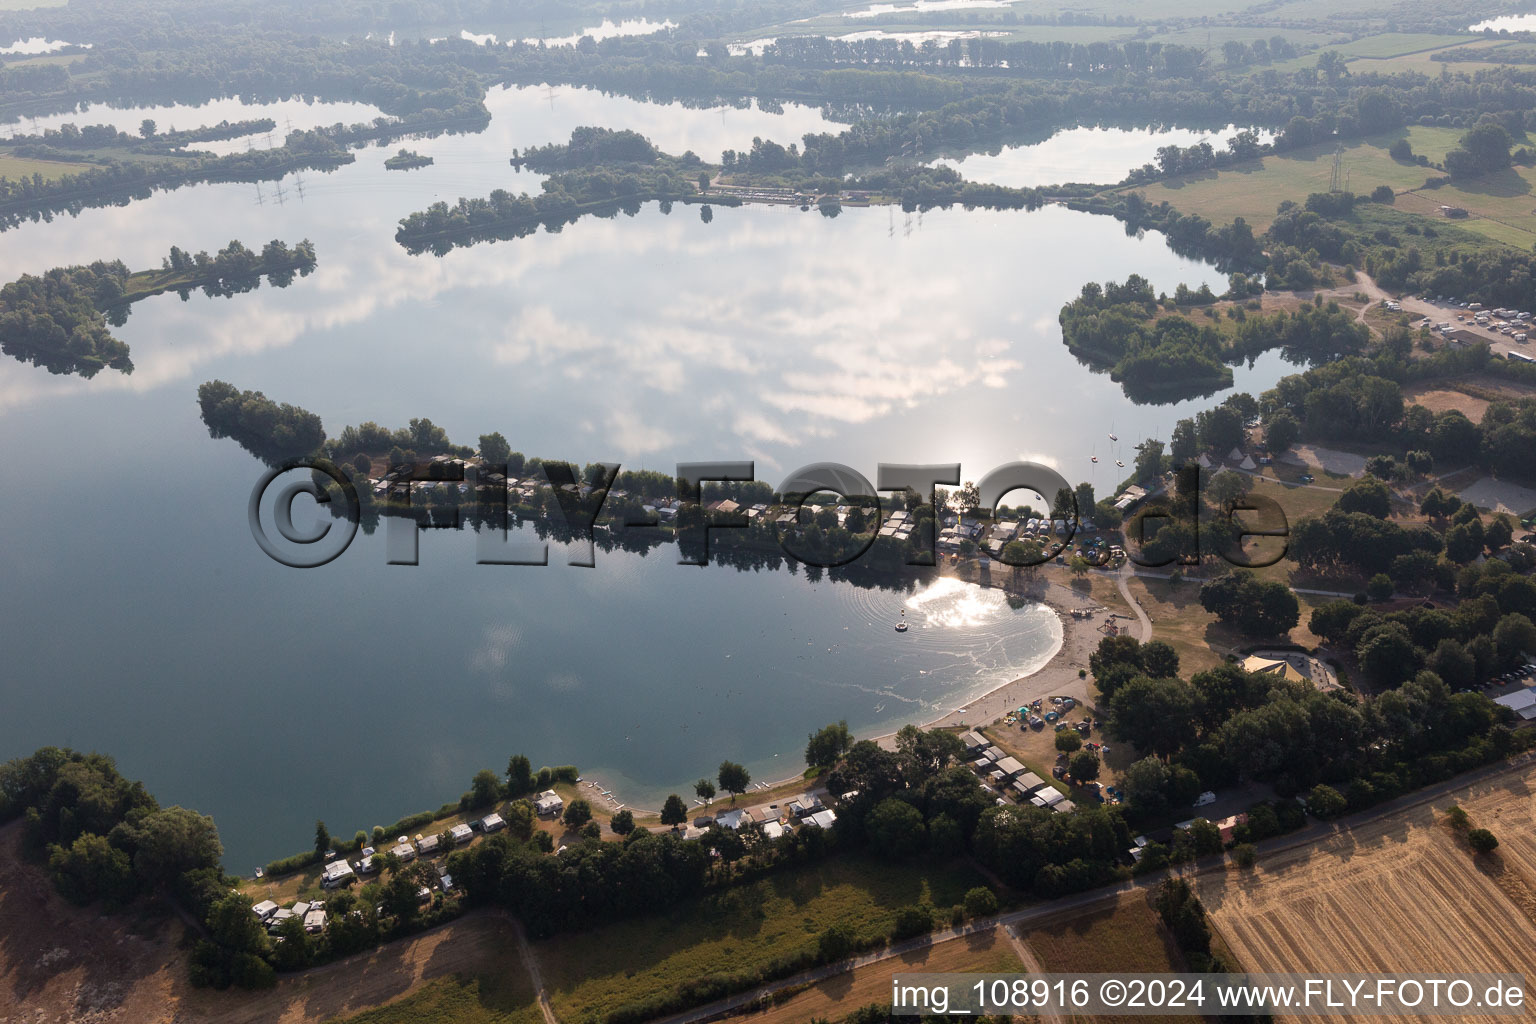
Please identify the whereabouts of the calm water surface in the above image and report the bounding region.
[0,86,1295,868]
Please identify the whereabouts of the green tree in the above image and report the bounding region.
[694,778,716,803]
[48,833,136,906]
[470,769,502,808]
[1107,676,1197,759]
[562,799,593,830]
[506,754,533,795]
[1357,621,1421,686]
[1068,750,1100,782]
[1055,730,1082,752]
[1337,476,1391,518]
[1468,828,1499,854]
[1122,756,1170,812]
[865,798,926,859]
[1307,784,1347,819]
[818,922,855,962]
[717,761,750,801]
[805,721,853,771]
[315,819,330,856]
[963,886,999,918]
[503,799,535,841]
[139,118,157,138]
[478,432,511,467]
[610,809,635,835]
[660,794,688,827]
[1134,438,1166,483]
[127,807,223,889]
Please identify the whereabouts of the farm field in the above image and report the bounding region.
[534,856,989,1023]
[0,152,81,181]
[1121,128,1461,230]
[1022,893,1203,1024]
[1356,38,1518,76]
[1198,763,1536,1024]
[1398,164,1536,244]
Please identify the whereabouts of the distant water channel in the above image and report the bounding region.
[0,83,1297,869]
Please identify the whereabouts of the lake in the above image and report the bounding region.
[933,124,1272,187]
[0,85,1296,869]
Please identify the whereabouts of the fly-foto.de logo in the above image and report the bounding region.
[248,458,1287,570]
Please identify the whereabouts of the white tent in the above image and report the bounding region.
[1239,455,1257,470]
[1195,453,1212,469]
[1227,447,1245,463]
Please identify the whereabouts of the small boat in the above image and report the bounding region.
[1108,432,1118,441]
[1116,460,1124,468]
[895,610,909,633]
[1090,456,1098,463]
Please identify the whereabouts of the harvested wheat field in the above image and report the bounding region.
[1197,765,1536,1023]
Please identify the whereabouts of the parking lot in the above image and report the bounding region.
[1391,293,1535,360]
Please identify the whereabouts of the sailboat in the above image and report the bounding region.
[895,610,909,633]
[1090,441,1098,464]
[1108,420,1118,442]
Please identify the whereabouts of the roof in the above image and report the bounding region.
[991,756,1026,777]
[715,808,753,830]
[1035,786,1065,805]
[962,730,991,749]
[804,809,838,829]
[1495,688,1536,712]
[762,821,786,839]
[321,860,354,882]
[480,813,505,830]
[1241,654,1309,685]
[1012,772,1046,795]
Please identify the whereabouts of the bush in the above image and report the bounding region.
[891,904,933,940]
[1055,731,1082,752]
[1445,805,1470,830]
[1468,828,1499,854]
[1231,843,1257,868]
[818,922,855,961]
[963,886,999,918]
[1307,784,1348,820]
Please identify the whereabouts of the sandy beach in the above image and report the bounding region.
[873,568,1142,746]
